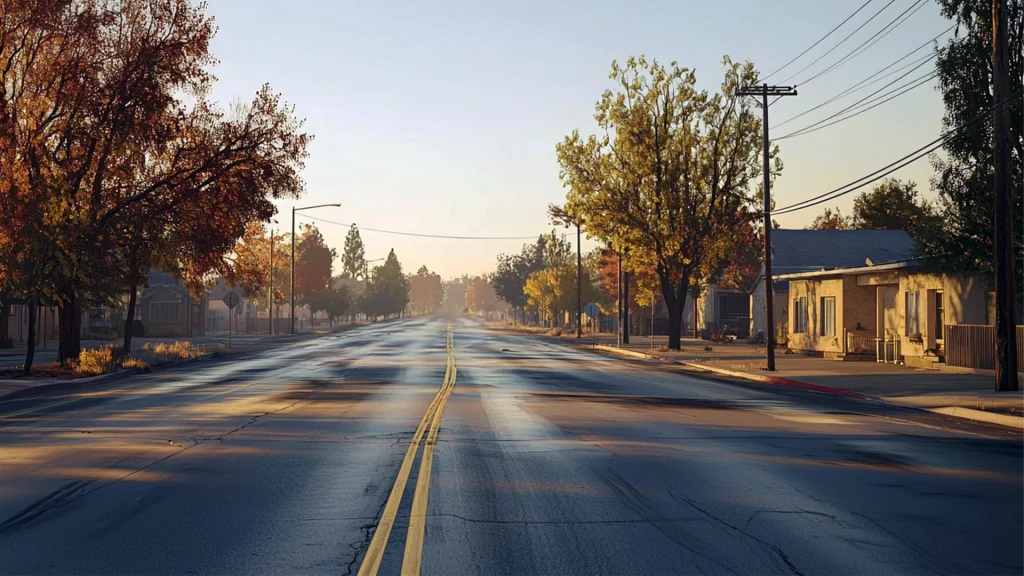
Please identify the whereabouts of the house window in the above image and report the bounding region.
[793,297,808,333]
[820,296,836,336]
[151,302,180,323]
[906,291,920,336]
[934,291,944,341]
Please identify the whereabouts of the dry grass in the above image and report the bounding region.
[69,341,211,377]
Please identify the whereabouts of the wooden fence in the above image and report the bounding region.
[944,324,1024,372]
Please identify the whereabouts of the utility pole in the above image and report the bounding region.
[269,227,274,335]
[621,250,630,345]
[736,83,797,371]
[291,207,295,335]
[992,0,1018,391]
[576,223,582,339]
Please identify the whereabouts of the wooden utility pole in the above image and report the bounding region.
[576,223,582,339]
[736,83,797,371]
[992,0,1018,391]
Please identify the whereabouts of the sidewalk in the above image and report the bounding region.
[0,324,358,401]
[531,328,1023,428]
[0,325,342,368]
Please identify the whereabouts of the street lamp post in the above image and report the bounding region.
[291,203,341,334]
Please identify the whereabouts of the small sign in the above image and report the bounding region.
[222,291,241,310]
[583,302,600,318]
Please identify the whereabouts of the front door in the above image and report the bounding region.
[934,290,944,350]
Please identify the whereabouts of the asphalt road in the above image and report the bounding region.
[0,317,1020,575]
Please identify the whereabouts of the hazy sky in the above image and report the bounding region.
[205,0,952,279]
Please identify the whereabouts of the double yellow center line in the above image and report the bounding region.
[358,322,457,576]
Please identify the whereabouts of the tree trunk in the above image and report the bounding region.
[123,281,138,353]
[58,295,81,366]
[667,296,683,350]
[24,299,37,375]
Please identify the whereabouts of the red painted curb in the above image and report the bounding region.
[759,374,870,400]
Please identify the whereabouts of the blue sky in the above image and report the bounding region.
[205,0,952,279]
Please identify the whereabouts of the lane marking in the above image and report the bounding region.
[358,323,455,576]
[401,333,457,575]
[0,396,84,420]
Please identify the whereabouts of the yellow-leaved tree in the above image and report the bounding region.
[556,55,779,349]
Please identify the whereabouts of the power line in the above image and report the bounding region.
[760,0,875,83]
[771,31,947,130]
[777,71,936,139]
[776,52,938,139]
[778,0,898,85]
[794,0,931,86]
[772,89,1023,215]
[298,214,540,240]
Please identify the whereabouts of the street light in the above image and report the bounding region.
[292,203,341,334]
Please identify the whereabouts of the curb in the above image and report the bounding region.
[592,344,870,400]
[588,344,1024,429]
[925,406,1024,429]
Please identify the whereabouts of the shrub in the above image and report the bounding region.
[74,345,124,375]
[122,357,151,372]
[141,341,201,363]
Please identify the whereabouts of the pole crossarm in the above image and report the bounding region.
[733,83,797,371]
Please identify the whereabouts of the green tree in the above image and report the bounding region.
[342,225,367,280]
[364,249,409,320]
[850,179,940,238]
[490,235,553,322]
[921,0,1023,295]
[557,55,769,349]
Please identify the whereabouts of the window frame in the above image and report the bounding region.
[150,301,180,323]
[819,296,836,337]
[793,296,808,334]
[905,291,920,336]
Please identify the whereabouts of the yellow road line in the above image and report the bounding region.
[358,323,455,576]
[401,335,457,576]
[0,396,84,420]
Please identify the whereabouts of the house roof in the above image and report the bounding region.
[771,229,916,273]
[775,259,922,281]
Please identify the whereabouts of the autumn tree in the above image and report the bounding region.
[465,276,500,318]
[806,207,851,230]
[409,266,444,316]
[342,225,367,280]
[0,0,310,366]
[490,233,565,324]
[557,56,770,349]
[295,224,336,303]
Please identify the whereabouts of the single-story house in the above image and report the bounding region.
[140,270,207,337]
[776,260,993,366]
[748,229,918,338]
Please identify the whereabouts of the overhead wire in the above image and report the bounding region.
[777,71,937,138]
[793,0,931,86]
[760,0,876,83]
[777,0,899,86]
[776,52,939,139]
[771,89,1023,215]
[771,28,950,130]
[297,214,541,241]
